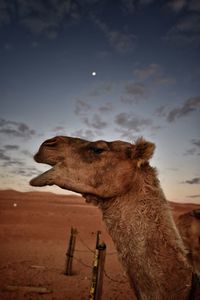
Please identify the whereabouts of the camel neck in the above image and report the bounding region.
[99,191,192,299]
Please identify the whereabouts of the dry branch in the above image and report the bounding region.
[5,285,52,294]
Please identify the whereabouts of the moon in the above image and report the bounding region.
[92,72,96,76]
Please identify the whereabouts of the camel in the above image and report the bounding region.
[176,209,200,275]
[30,135,196,299]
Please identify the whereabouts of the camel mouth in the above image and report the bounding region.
[29,166,55,187]
[30,152,58,187]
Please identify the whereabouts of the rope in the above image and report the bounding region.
[73,252,127,285]
[77,235,95,253]
[103,269,127,284]
[73,256,93,269]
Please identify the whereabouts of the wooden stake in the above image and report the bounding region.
[89,231,106,300]
[96,243,106,300]
[65,227,77,275]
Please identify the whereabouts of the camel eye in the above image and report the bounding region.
[87,141,109,155]
[90,147,105,154]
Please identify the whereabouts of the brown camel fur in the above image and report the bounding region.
[30,136,193,299]
[177,210,200,275]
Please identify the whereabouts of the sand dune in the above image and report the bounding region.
[0,190,199,300]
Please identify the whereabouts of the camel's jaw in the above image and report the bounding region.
[29,167,55,187]
[29,161,90,195]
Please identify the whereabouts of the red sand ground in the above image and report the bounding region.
[0,190,199,300]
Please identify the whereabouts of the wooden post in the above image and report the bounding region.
[65,227,77,275]
[96,242,106,300]
[96,230,101,248]
[89,231,106,300]
[89,247,99,300]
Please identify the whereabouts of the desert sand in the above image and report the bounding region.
[0,190,199,300]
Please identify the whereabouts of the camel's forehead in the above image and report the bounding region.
[110,140,132,147]
[57,136,89,145]
[59,136,132,148]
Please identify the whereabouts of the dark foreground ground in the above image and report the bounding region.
[0,190,199,300]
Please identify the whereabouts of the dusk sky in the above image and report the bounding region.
[0,0,200,203]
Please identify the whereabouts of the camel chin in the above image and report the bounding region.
[82,193,101,205]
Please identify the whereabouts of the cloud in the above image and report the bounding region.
[4,144,19,150]
[184,177,200,184]
[0,144,41,178]
[175,14,200,32]
[0,0,138,44]
[115,112,152,132]
[155,105,169,118]
[156,96,200,122]
[166,0,200,14]
[125,83,146,97]
[89,83,113,97]
[121,82,149,104]
[117,130,139,141]
[164,14,200,46]
[21,150,33,157]
[125,82,147,97]
[167,0,187,12]
[92,16,137,53]
[0,119,35,138]
[121,0,155,14]
[139,0,155,6]
[167,96,200,122]
[21,17,59,39]
[98,102,113,113]
[188,0,200,12]
[184,148,197,156]
[0,148,24,168]
[52,125,66,132]
[71,129,96,140]
[83,114,107,130]
[134,64,159,81]
[20,0,81,38]
[2,160,24,167]
[108,30,136,53]
[74,99,92,115]
[14,166,41,177]
[154,75,176,86]
[121,69,174,103]
[0,0,13,27]
[184,138,200,156]
[0,149,11,163]
[121,0,136,14]
[0,0,81,39]
[134,63,176,86]
[191,138,200,148]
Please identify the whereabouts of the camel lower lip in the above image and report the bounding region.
[29,174,45,186]
[29,168,54,187]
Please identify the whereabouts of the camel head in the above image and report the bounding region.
[30,136,155,200]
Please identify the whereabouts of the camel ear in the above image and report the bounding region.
[133,138,155,167]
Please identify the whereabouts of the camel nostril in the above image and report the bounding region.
[43,137,59,147]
